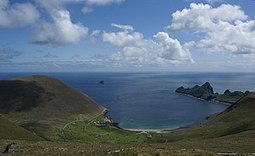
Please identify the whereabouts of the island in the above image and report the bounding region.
[99,80,105,84]
[176,82,250,104]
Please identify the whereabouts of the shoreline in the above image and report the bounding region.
[115,124,192,133]
[177,92,232,106]
[123,128,172,133]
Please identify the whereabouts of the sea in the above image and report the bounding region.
[1,72,255,130]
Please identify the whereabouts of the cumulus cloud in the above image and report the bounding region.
[167,3,247,31]
[193,20,255,54]
[166,3,255,55]
[103,30,143,47]
[154,32,194,62]
[0,0,39,28]
[0,47,21,63]
[103,25,194,66]
[32,10,88,45]
[0,0,126,45]
[32,0,125,45]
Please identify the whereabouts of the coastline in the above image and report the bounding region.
[112,123,192,133]
[123,128,172,133]
[177,92,232,106]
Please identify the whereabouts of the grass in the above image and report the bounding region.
[0,139,218,156]
[59,116,147,144]
[215,94,244,104]
[7,75,105,120]
[0,116,42,141]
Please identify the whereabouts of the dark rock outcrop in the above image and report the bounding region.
[99,80,105,84]
[176,82,216,100]
[2,142,20,154]
[224,89,232,96]
[200,82,214,94]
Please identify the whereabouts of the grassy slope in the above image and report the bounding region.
[0,115,42,141]
[0,76,106,139]
[59,116,147,144]
[215,93,245,104]
[0,139,217,156]
[8,76,105,120]
[150,93,255,153]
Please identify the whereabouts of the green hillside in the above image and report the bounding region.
[0,115,42,141]
[0,76,106,139]
[151,92,255,153]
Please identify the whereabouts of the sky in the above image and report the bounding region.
[0,0,255,72]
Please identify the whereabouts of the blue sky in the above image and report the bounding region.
[0,0,255,72]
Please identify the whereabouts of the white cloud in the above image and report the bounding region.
[86,0,125,5]
[0,0,8,7]
[205,0,225,4]
[103,25,194,66]
[32,10,88,45]
[0,0,39,28]
[0,0,126,45]
[111,23,134,32]
[81,6,94,13]
[32,0,125,45]
[90,30,101,42]
[154,32,194,62]
[167,3,247,32]
[167,3,255,55]
[193,20,255,54]
[37,0,125,10]
[37,0,85,10]
[103,31,143,47]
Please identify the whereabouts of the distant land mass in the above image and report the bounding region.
[176,82,249,104]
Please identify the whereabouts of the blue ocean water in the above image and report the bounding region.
[1,72,255,130]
